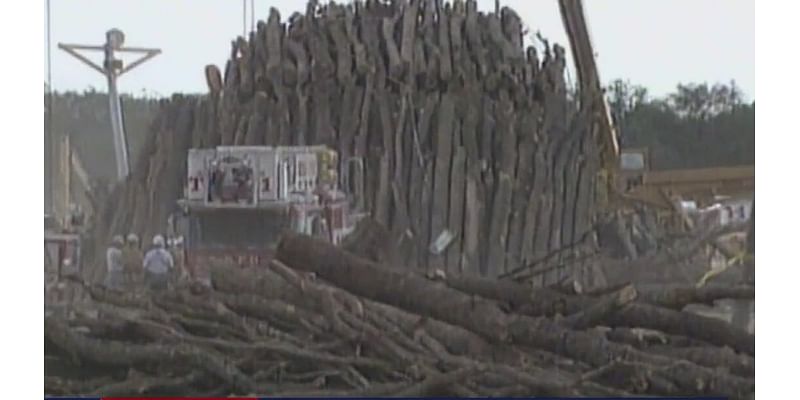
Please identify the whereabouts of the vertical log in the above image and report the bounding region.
[436,0,453,83]
[244,92,268,145]
[478,97,496,276]
[446,146,467,273]
[265,9,284,88]
[409,93,438,269]
[430,93,456,270]
[449,0,466,82]
[382,16,403,79]
[505,112,536,273]
[400,0,420,78]
[326,5,353,84]
[420,160,435,269]
[391,95,410,241]
[486,91,516,277]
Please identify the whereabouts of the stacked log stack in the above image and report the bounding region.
[90,0,601,283]
[64,3,755,396]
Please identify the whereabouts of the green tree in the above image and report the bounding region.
[609,80,753,170]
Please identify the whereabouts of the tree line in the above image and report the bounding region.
[606,80,754,170]
[45,88,162,182]
[44,80,755,180]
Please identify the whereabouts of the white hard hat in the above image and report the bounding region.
[112,235,124,246]
[153,235,165,247]
[126,233,139,243]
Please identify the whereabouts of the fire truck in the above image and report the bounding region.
[173,145,363,280]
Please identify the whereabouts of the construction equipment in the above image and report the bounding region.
[558,0,754,234]
[50,132,95,232]
[45,215,82,280]
[173,145,364,275]
[616,148,754,211]
[616,147,754,233]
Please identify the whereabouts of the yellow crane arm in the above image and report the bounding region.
[558,0,619,172]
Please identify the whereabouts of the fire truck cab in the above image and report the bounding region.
[174,145,363,278]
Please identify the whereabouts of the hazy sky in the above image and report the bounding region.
[44,0,754,100]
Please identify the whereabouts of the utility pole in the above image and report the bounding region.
[58,30,161,182]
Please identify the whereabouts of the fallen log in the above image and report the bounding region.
[563,284,637,329]
[647,345,755,378]
[609,303,754,356]
[91,372,205,397]
[45,316,257,394]
[276,234,754,399]
[440,272,754,354]
[635,283,755,310]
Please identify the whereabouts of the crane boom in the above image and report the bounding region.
[558,0,619,172]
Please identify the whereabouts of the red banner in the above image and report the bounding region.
[104,398,257,400]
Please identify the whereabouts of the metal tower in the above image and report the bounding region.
[58,29,160,182]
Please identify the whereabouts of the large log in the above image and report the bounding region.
[45,317,257,394]
[276,234,753,399]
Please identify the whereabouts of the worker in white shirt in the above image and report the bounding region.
[142,235,174,292]
[105,235,125,290]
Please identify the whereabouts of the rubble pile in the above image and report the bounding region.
[45,235,754,398]
[91,0,602,282]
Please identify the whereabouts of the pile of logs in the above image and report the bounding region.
[90,0,601,283]
[46,234,754,398]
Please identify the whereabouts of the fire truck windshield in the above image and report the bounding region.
[190,209,289,249]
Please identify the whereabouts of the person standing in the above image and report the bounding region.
[122,233,144,289]
[142,235,174,292]
[105,235,125,290]
[170,236,188,283]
